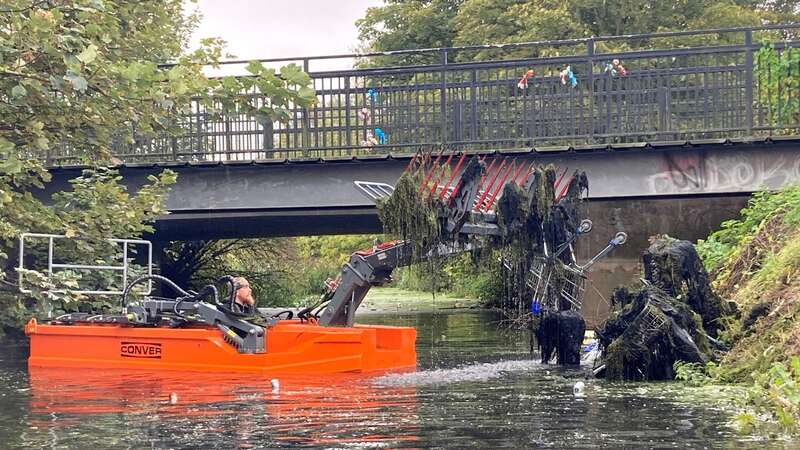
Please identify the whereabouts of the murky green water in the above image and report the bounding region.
[0,310,792,448]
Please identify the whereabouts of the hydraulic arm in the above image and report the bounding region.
[317,153,628,327]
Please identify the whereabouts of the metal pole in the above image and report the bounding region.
[147,241,153,295]
[745,29,754,136]
[586,38,595,143]
[18,235,25,292]
[122,241,128,293]
[224,116,232,160]
[440,50,448,147]
[345,76,352,150]
[470,69,478,141]
[171,137,178,162]
[302,58,311,156]
[48,236,53,277]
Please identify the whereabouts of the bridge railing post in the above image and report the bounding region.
[452,100,463,143]
[470,69,478,142]
[745,29,754,137]
[302,58,311,157]
[263,121,274,153]
[586,38,595,144]
[658,86,670,138]
[344,76,352,152]
[440,49,448,149]
[224,116,232,161]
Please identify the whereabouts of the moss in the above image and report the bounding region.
[377,169,445,259]
[598,237,717,381]
[643,236,729,337]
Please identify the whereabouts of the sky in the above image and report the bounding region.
[190,0,383,72]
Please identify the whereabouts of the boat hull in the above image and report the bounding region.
[25,319,416,374]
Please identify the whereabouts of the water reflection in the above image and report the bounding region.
[27,368,420,448]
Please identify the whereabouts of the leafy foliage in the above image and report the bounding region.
[0,168,174,337]
[187,239,301,308]
[692,185,800,435]
[733,358,800,434]
[356,0,789,63]
[159,235,383,309]
[696,186,800,275]
[356,0,462,66]
[0,0,315,164]
[674,361,718,386]
[0,0,316,337]
[754,45,800,131]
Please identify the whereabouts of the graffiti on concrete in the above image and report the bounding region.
[647,148,800,195]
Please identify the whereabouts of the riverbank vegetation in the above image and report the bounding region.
[690,185,800,433]
[160,234,497,310]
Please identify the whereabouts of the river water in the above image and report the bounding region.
[0,310,792,449]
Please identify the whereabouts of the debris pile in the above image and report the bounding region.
[536,310,586,365]
[596,236,719,380]
[376,151,594,365]
[642,237,728,337]
[493,166,588,311]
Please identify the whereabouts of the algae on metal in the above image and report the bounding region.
[377,169,445,261]
[643,237,729,337]
[492,166,588,311]
[492,166,589,364]
[597,237,717,381]
[376,157,591,364]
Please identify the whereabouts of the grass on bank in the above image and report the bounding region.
[692,185,800,434]
[359,287,481,313]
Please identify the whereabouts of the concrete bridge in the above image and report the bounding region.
[44,137,800,241]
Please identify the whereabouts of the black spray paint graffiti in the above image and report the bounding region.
[647,149,800,195]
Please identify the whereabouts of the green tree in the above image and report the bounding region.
[453,0,587,59]
[1,0,316,242]
[358,0,795,60]
[0,0,316,337]
[356,0,463,66]
[161,238,302,307]
[4,168,176,337]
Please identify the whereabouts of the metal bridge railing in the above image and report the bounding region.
[45,25,800,165]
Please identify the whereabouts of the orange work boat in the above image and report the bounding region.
[24,239,419,375]
[22,233,425,374]
[25,318,416,374]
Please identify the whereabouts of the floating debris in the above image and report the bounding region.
[573,380,585,397]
